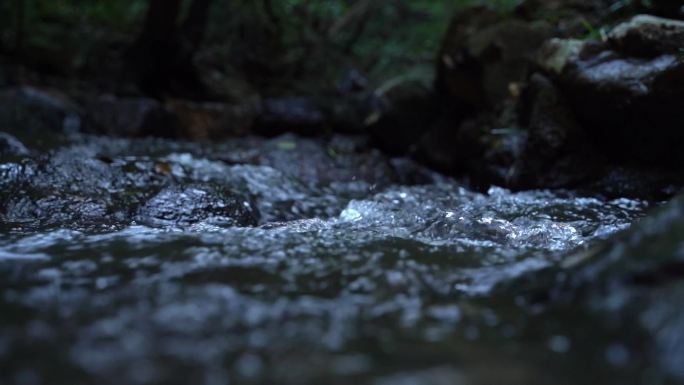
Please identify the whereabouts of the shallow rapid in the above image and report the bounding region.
[0,133,670,385]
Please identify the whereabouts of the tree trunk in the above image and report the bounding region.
[13,0,25,55]
[140,0,182,41]
[125,0,213,99]
[182,0,212,53]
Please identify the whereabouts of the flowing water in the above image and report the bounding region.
[1,133,678,385]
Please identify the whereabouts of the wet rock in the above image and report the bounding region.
[0,148,174,232]
[254,97,327,137]
[468,124,527,189]
[198,72,261,105]
[337,69,368,95]
[0,156,123,232]
[137,184,259,228]
[0,132,30,158]
[422,6,552,176]
[608,15,684,57]
[3,194,113,232]
[325,93,374,134]
[0,86,81,135]
[582,166,684,201]
[256,134,398,188]
[511,73,598,189]
[538,16,684,166]
[552,194,684,378]
[85,95,179,137]
[165,100,256,139]
[437,7,551,112]
[414,115,481,175]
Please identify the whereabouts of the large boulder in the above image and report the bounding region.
[608,14,684,56]
[510,73,599,189]
[165,99,257,139]
[85,95,179,137]
[560,194,684,378]
[436,6,552,114]
[538,15,684,166]
[420,5,553,175]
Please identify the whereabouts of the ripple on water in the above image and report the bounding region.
[0,155,653,385]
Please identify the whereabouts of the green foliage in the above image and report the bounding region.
[202,0,460,93]
[0,0,523,94]
[0,0,148,73]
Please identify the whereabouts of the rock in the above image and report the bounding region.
[423,6,552,176]
[0,86,82,135]
[511,73,598,189]
[0,132,30,158]
[565,194,684,374]
[437,7,551,112]
[0,147,171,232]
[608,15,684,57]
[255,134,398,188]
[3,193,113,232]
[506,193,684,380]
[416,113,491,175]
[469,124,527,189]
[165,100,257,139]
[337,70,368,95]
[538,16,684,166]
[137,184,259,228]
[582,166,684,200]
[85,95,179,137]
[537,38,586,75]
[254,97,327,137]
[0,155,124,232]
[435,6,500,115]
[366,79,437,155]
[325,93,374,134]
[198,71,261,104]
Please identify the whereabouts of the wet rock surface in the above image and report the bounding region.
[0,132,30,158]
[509,194,684,380]
[414,9,684,194]
[0,133,431,232]
[539,15,684,166]
[137,184,259,228]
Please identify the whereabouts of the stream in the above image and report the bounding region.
[1,132,678,385]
